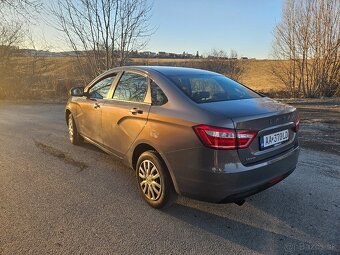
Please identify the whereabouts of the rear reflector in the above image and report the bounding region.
[292,117,300,132]
[193,125,257,150]
[269,175,284,185]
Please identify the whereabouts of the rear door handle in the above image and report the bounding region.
[129,108,143,115]
[94,103,101,109]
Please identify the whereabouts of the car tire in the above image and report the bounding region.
[68,113,83,145]
[136,151,177,209]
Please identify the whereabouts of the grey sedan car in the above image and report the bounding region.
[66,66,300,208]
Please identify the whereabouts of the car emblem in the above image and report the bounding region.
[269,115,291,125]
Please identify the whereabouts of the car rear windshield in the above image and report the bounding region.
[168,74,261,103]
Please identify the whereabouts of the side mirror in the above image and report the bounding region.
[70,87,84,97]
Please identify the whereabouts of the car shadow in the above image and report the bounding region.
[165,203,287,254]
[164,194,337,254]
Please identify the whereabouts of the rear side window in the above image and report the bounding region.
[168,74,260,103]
[151,80,168,106]
[113,72,147,102]
[89,75,116,99]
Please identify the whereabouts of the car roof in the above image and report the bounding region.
[109,66,220,77]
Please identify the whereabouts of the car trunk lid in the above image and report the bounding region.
[199,97,298,165]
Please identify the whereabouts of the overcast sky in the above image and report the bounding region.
[32,0,284,59]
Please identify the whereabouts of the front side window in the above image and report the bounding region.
[168,74,261,103]
[113,72,147,102]
[89,75,116,99]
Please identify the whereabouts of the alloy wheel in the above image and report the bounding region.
[68,116,74,142]
[138,160,162,201]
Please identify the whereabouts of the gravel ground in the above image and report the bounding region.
[281,97,340,155]
[0,102,339,255]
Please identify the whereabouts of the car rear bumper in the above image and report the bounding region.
[164,144,300,203]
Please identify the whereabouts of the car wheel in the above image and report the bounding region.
[68,113,83,145]
[136,151,177,209]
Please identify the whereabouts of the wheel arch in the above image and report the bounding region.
[65,108,71,125]
[131,142,180,194]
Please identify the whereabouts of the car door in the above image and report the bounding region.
[101,71,151,158]
[78,74,117,143]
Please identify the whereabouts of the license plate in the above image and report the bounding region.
[260,129,289,149]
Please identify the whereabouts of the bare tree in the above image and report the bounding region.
[0,0,41,18]
[0,0,40,65]
[50,0,153,79]
[201,49,244,81]
[0,0,35,49]
[0,20,24,99]
[0,21,24,71]
[272,0,339,98]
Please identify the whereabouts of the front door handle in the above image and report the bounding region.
[129,108,143,115]
[94,103,101,109]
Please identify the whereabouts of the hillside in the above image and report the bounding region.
[129,58,286,93]
[0,57,287,99]
[239,60,285,93]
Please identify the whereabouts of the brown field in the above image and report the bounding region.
[0,56,287,100]
[129,58,286,93]
[239,60,286,92]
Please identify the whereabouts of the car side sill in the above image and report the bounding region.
[82,135,124,160]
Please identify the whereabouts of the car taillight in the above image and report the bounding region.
[236,131,258,148]
[292,117,300,132]
[193,125,257,150]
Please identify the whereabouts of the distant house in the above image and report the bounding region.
[158,52,170,58]
[140,51,157,57]
[169,53,181,58]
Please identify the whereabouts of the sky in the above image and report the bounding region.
[32,0,285,59]
[145,0,284,59]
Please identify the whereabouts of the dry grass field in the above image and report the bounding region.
[239,60,286,93]
[130,58,286,94]
[0,56,287,100]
